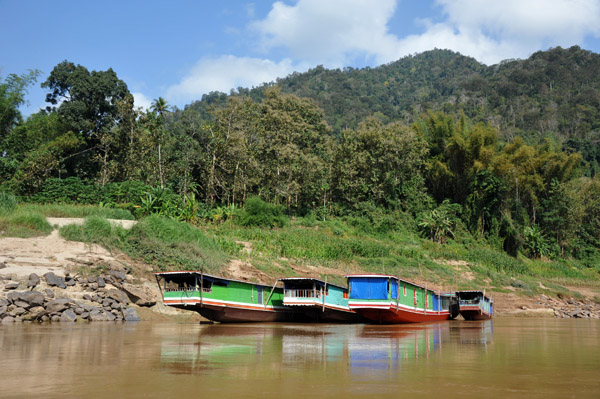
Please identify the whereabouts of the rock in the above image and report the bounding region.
[60,309,77,322]
[89,283,98,291]
[105,311,116,321]
[121,283,157,307]
[45,298,74,314]
[82,294,93,302]
[8,291,45,307]
[50,315,60,322]
[101,299,114,307]
[27,306,45,318]
[9,307,26,317]
[0,298,7,307]
[0,305,7,317]
[110,270,127,282]
[4,282,19,290]
[40,315,49,322]
[27,273,40,289]
[44,272,66,289]
[65,278,76,287]
[44,289,55,299]
[74,307,85,315]
[13,300,30,309]
[88,309,107,321]
[97,277,106,288]
[1,316,15,323]
[80,312,89,319]
[106,289,129,304]
[122,307,141,322]
[87,276,98,283]
[0,261,6,269]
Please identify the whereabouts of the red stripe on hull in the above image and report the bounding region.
[353,306,451,324]
[460,309,492,321]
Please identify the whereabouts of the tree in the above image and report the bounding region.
[41,61,130,179]
[0,69,40,142]
[150,97,171,188]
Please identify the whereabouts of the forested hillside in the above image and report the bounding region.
[1,47,599,277]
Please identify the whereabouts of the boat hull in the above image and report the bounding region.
[165,299,295,323]
[459,306,492,321]
[302,306,368,323]
[350,302,451,324]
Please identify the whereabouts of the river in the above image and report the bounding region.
[0,318,598,398]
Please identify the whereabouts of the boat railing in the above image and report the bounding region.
[164,286,209,293]
[459,299,480,306]
[284,289,322,299]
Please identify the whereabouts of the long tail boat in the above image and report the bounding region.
[155,271,295,323]
[456,290,493,320]
[280,277,366,323]
[346,274,453,324]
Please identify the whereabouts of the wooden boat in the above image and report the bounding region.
[346,274,453,324]
[280,277,366,323]
[155,271,295,323]
[456,290,493,320]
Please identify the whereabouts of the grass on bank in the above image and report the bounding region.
[59,215,236,274]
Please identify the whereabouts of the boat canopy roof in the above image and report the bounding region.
[154,271,278,289]
[456,290,492,301]
[345,274,430,291]
[279,277,346,290]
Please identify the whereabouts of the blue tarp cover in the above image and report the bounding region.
[349,277,388,299]
[391,279,398,299]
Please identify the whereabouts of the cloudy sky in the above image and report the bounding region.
[2,0,600,113]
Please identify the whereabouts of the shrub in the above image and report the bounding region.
[0,191,17,214]
[237,197,289,228]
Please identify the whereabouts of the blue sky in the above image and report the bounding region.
[2,0,600,114]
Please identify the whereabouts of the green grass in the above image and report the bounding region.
[20,203,134,219]
[60,215,236,274]
[0,209,53,237]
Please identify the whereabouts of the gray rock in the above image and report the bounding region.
[101,299,113,307]
[40,315,49,322]
[89,282,98,291]
[9,307,26,316]
[0,305,7,317]
[87,276,97,283]
[27,273,40,288]
[4,282,19,290]
[60,309,77,322]
[27,306,45,318]
[122,307,141,322]
[74,307,85,315]
[97,277,106,288]
[45,298,74,314]
[121,283,157,307]
[1,316,15,323]
[0,298,7,307]
[8,291,45,307]
[82,294,93,302]
[106,289,129,304]
[105,311,116,321]
[80,311,90,319]
[13,300,30,309]
[50,315,60,322]
[44,272,66,289]
[0,261,6,269]
[44,289,55,299]
[88,309,107,321]
[65,278,76,287]
[110,270,127,282]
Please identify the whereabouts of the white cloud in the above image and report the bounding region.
[132,92,152,111]
[252,0,399,67]
[250,0,600,67]
[166,55,296,104]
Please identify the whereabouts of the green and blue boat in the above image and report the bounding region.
[155,271,294,323]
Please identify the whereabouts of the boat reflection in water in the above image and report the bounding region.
[158,321,495,376]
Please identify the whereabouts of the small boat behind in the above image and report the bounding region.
[280,277,366,323]
[456,290,493,320]
[155,271,295,323]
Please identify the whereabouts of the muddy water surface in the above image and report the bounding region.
[0,318,598,398]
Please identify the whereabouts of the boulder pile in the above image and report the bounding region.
[0,270,157,323]
[537,294,600,319]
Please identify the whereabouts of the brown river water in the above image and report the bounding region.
[0,318,598,399]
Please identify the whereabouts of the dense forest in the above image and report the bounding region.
[1,46,599,268]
